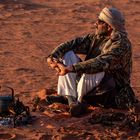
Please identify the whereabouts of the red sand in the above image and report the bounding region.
[0,0,140,139]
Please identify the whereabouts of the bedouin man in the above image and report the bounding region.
[46,7,137,117]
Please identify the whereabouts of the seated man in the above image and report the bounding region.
[46,7,136,117]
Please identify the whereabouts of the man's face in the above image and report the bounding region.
[95,19,109,36]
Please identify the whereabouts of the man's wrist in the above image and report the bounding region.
[67,65,75,73]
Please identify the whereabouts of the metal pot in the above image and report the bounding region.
[0,87,14,114]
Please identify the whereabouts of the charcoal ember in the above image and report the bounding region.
[0,117,11,126]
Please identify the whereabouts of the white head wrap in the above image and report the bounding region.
[99,7,126,34]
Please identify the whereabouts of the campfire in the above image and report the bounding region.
[0,86,31,127]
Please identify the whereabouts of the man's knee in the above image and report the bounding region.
[62,51,81,65]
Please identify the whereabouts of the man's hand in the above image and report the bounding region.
[47,57,61,72]
[47,57,58,69]
[57,63,74,76]
[47,56,74,75]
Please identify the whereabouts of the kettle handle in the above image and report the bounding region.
[0,86,14,99]
[6,87,14,100]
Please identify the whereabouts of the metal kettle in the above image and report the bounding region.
[0,86,14,114]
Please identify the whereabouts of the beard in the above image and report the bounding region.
[95,26,109,36]
[95,28,108,36]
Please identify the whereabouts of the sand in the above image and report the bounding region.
[0,0,140,139]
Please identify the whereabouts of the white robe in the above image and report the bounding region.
[57,51,105,102]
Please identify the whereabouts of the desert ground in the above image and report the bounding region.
[0,0,140,139]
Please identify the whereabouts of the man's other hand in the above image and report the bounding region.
[47,57,58,69]
[57,63,74,76]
